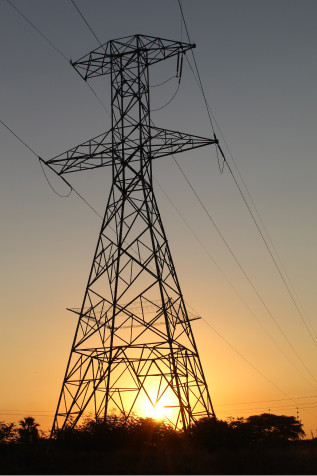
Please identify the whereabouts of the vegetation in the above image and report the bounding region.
[0,413,316,474]
[189,413,306,450]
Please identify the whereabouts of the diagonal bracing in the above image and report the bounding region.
[49,34,217,434]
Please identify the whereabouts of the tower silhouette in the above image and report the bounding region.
[45,35,217,432]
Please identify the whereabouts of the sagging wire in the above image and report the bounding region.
[150,76,177,88]
[40,159,104,220]
[151,52,184,112]
[0,116,104,218]
[39,159,72,198]
[151,82,180,112]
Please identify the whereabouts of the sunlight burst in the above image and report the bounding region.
[144,398,168,420]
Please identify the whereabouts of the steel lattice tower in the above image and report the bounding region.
[45,35,217,433]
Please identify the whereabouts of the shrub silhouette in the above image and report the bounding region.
[54,413,184,451]
[241,413,305,443]
[0,421,17,444]
[2,412,305,453]
[187,416,231,449]
[188,414,305,449]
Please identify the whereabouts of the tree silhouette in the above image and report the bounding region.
[242,413,305,442]
[18,416,40,443]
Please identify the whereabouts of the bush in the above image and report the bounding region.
[0,421,17,444]
[53,413,184,451]
[1,412,305,453]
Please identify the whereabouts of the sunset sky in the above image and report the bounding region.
[1,0,316,436]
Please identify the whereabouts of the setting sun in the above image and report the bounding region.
[141,393,176,421]
[149,401,165,420]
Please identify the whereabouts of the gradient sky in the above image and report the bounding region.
[1,0,316,435]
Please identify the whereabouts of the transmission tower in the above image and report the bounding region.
[45,35,217,433]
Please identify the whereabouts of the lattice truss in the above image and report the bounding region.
[46,35,217,432]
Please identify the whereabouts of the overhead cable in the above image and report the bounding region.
[4,119,315,421]
[39,159,72,198]
[70,0,104,49]
[3,395,316,413]
[152,81,181,112]
[177,0,317,349]
[0,119,38,156]
[225,156,317,348]
[6,0,110,117]
[6,0,68,61]
[150,76,177,88]
[155,177,317,391]
[172,154,317,386]
[203,94,315,340]
[216,395,317,407]
[199,313,317,420]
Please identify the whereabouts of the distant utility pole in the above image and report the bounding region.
[44,35,217,434]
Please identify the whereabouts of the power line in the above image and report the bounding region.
[152,81,181,112]
[3,400,317,416]
[0,118,103,220]
[216,395,317,407]
[218,404,317,413]
[6,0,68,61]
[150,75,177,88]
[48,151,316,400]
[0,410,54,413]
[85,82,111,117]
[225,156,317,348]
[200,315,317,420]
[39,159,72,198]
[4,397,317,413]
[6,0,110,117]
[70,0,104,49]
[0,119,38,156]
[64,0,317,382]
[205,98,317,341]
[42,158,317,403]
[177,0,317,350]
[216,406,317,415]
[3,405,317,417]
[172,154,317,386]
[201,100,317,341]
[155,178,317,391]
[3,120,317,423]
[217,402,317,413]
[8,0,313,359]
[3,0,315,420]
[177,0,215,136]
[0,413,54,418]
[3,119,315,423]
[39,160,104,220]
[69,0,109,116]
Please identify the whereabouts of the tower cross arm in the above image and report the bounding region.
[150,126,218,159]
[43,126,218,175]
[71,35,195,80]
[44,129,115,175]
